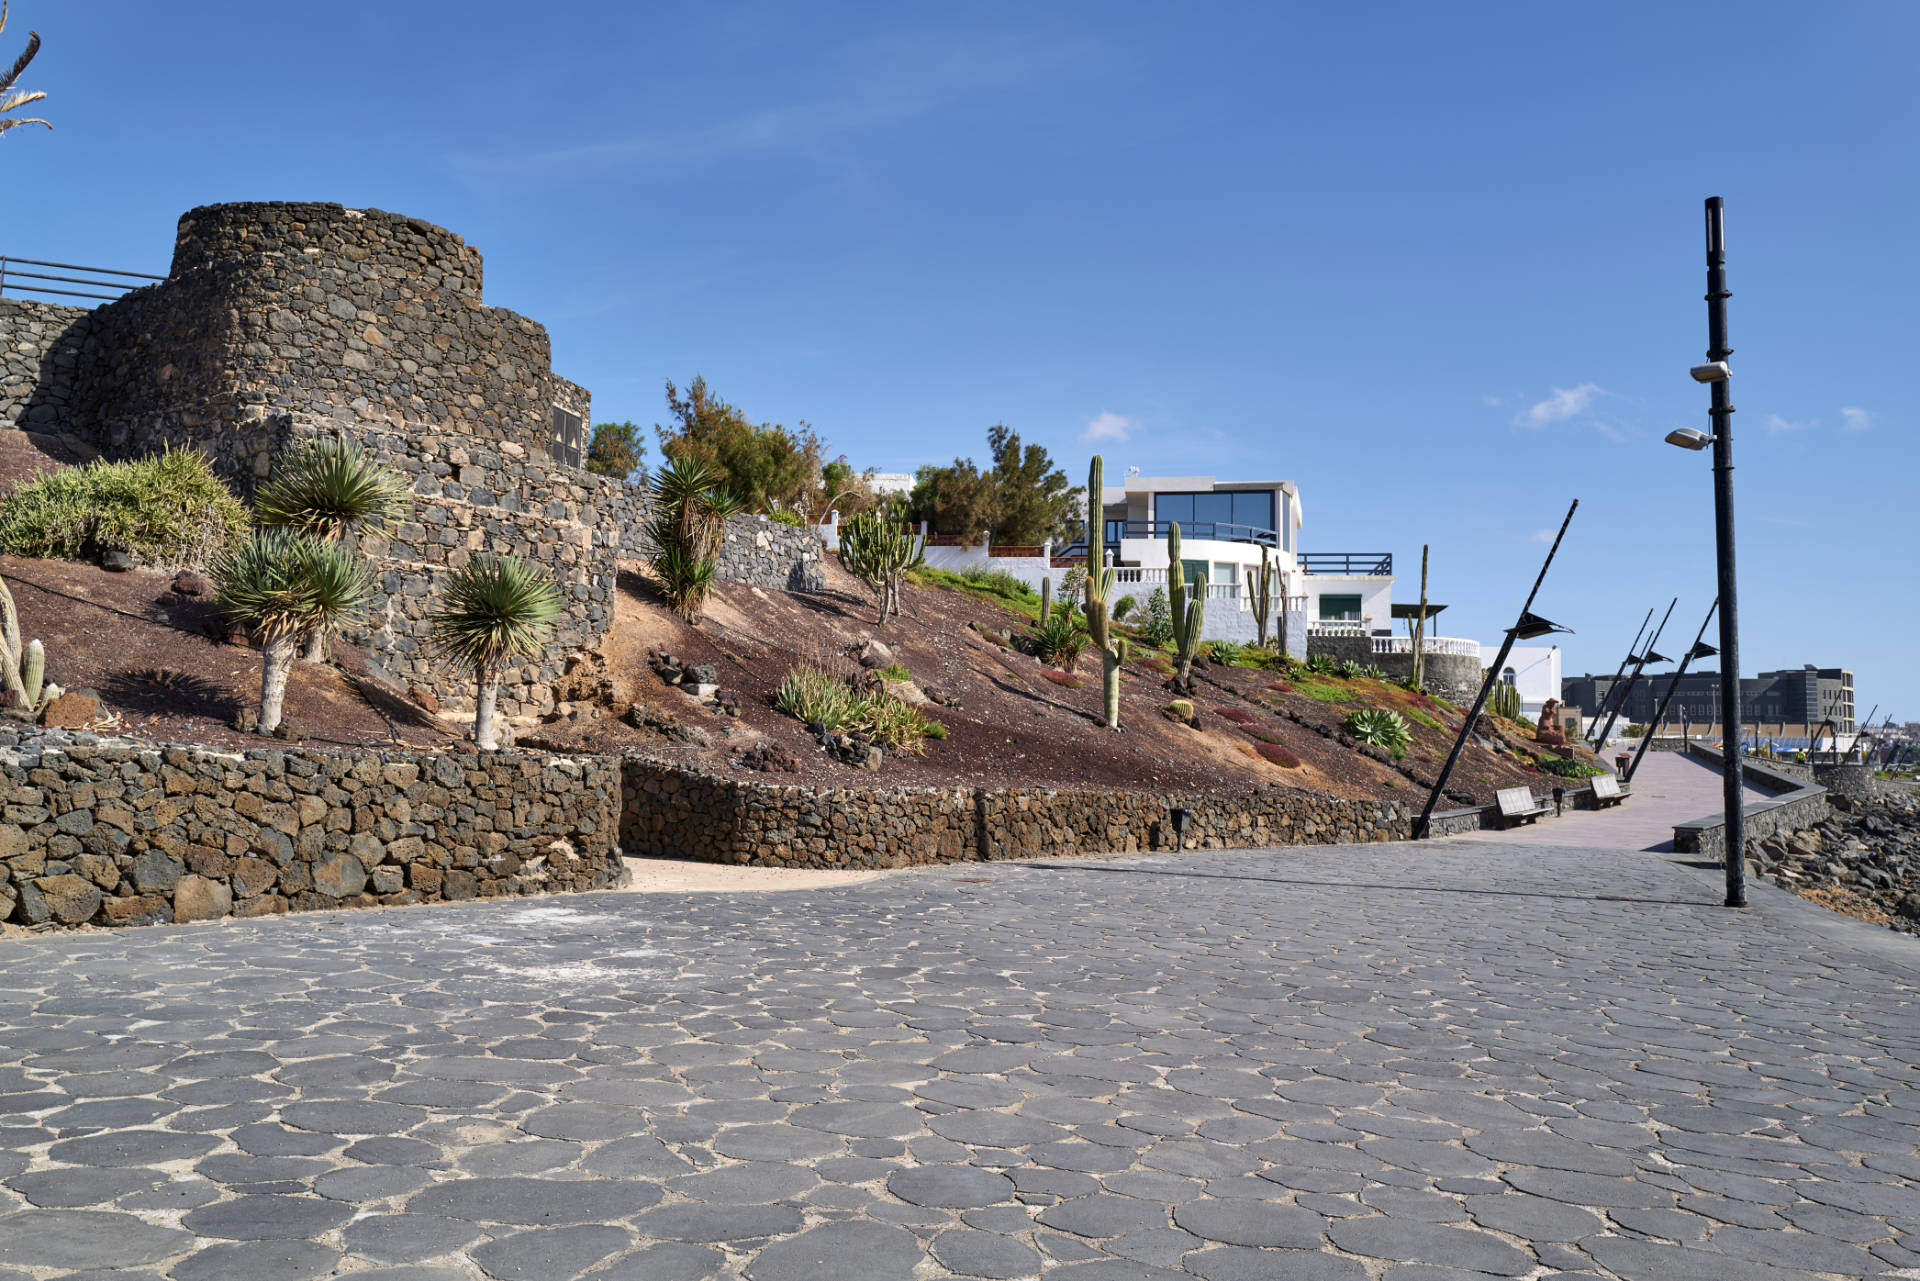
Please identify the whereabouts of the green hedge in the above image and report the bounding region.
[0,447,250,567]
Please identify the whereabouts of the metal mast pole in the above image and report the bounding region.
[1625,599,1718,783]
[1704,196,1746,907]
[1592,597,1676,753]
[1587,606,1655,747]
[1415,499,1577,838]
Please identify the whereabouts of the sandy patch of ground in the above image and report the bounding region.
[605,856,888,894]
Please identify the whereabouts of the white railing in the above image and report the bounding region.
[1371,635,1480,658]
[1306,617,1373,636]
[1108,567,1253,609]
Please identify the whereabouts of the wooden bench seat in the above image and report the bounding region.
[1495,786,1551,828]
[1591,774,1630,807]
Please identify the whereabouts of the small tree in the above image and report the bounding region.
[648,456,738,623]
[838,506,925,626]
[586,421,646,481]
[213,530,373,735]
[429,554,562,752]
[254,438,411,661]
[1,3,51,139]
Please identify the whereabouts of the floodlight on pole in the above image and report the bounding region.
[1666,427,1715,450]
[1690,361,1731,383]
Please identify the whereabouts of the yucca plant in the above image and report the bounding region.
[214,530,373,735]
[1343,707,1413,757]
[428,554,562,751]
[254,438,411,660]
[1029,608,1089,671]
[648,457,732,622]
[1,3,51,139]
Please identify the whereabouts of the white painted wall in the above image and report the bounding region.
[1304,575,1394,634]
[1480,643,1563,719]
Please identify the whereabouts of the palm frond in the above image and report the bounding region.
[428,553,562,676]
[212,529,373,640]
[2,29,39,101]
[254,438,412,540]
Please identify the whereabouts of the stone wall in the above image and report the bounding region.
[1301,634,1482,705]
[0,297,91,430]
[620,756,1410,869]
[0,203,824,710]
[0,729,623,931]
[1672,742,1831,860]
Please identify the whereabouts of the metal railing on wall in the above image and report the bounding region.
[0,256,166,302]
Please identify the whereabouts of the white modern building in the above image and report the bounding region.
[1481,643,1563,721]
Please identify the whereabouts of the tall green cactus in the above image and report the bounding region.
[1083,456,1127,730]
[0,576,51,715]
[1039,575,1052,626]
[1166,523,1204,688]
[1246,546,1276,650]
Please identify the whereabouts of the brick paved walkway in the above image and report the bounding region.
[1451,749,1774,851]
[0,836,1915,1279]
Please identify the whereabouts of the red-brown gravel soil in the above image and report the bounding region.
[0,427,1567,799]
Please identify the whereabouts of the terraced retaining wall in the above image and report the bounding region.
[619,755,1411,869]
[0,731,623,931]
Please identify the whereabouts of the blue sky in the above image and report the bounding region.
[8,2,1916,721]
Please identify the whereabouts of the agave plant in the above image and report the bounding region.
[255,438,412,661]
[428,554,562,751]
[1,3,51,139]
[1029,608,1089,671]
[213,530,373,735]
[1343,707,1413,757]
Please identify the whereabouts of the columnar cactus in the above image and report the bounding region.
[1166,522,1204,688]
[1040,575,1052,627]
[0,576,51,715]
[1247,546,1277,650]
[839,506,926,626]
[1083,456,1127,730]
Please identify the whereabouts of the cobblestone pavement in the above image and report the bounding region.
[1452,750,1773,851]
[0,839,1917,1280]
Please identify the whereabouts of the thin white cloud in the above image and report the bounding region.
[1529,528,1555,544]
[1082,412,1134,443]
[1764,413,1813,434]
[1515,383,1603,428]
[1482,394,1506,408]
[1839,406,1874,431]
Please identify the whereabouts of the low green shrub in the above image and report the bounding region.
[958,565,1035,597]
[1112,593,1137,621]
[875,662,912,682]
[0,446,250,567]
[1138,588,1175,647]
[859,691,945,754]
[1405,706,1443,731]
[1537,755,1606,779]
[767,507,805,527]
[1297,680,1349,703]
[1343,707,1413,756]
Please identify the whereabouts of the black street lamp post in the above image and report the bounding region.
[1666,196,1747,908]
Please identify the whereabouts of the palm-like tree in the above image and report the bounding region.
[647,456,736,623]
[254,438,411,661]
[1,3,51,138]
[428,554,562,751]
[213,530,374,735]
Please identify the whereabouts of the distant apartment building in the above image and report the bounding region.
[1562,665,1854,732]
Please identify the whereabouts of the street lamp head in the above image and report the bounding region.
[1690,361,1731,383]
[1665,427,1715,451]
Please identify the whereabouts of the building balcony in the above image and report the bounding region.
[1298,552,1393,576]
[1104,519,1280,549]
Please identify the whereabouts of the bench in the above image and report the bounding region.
[1495,786,1551,828]
[1591,774,1630,807]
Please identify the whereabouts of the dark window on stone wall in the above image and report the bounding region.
[551,407,583,468]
